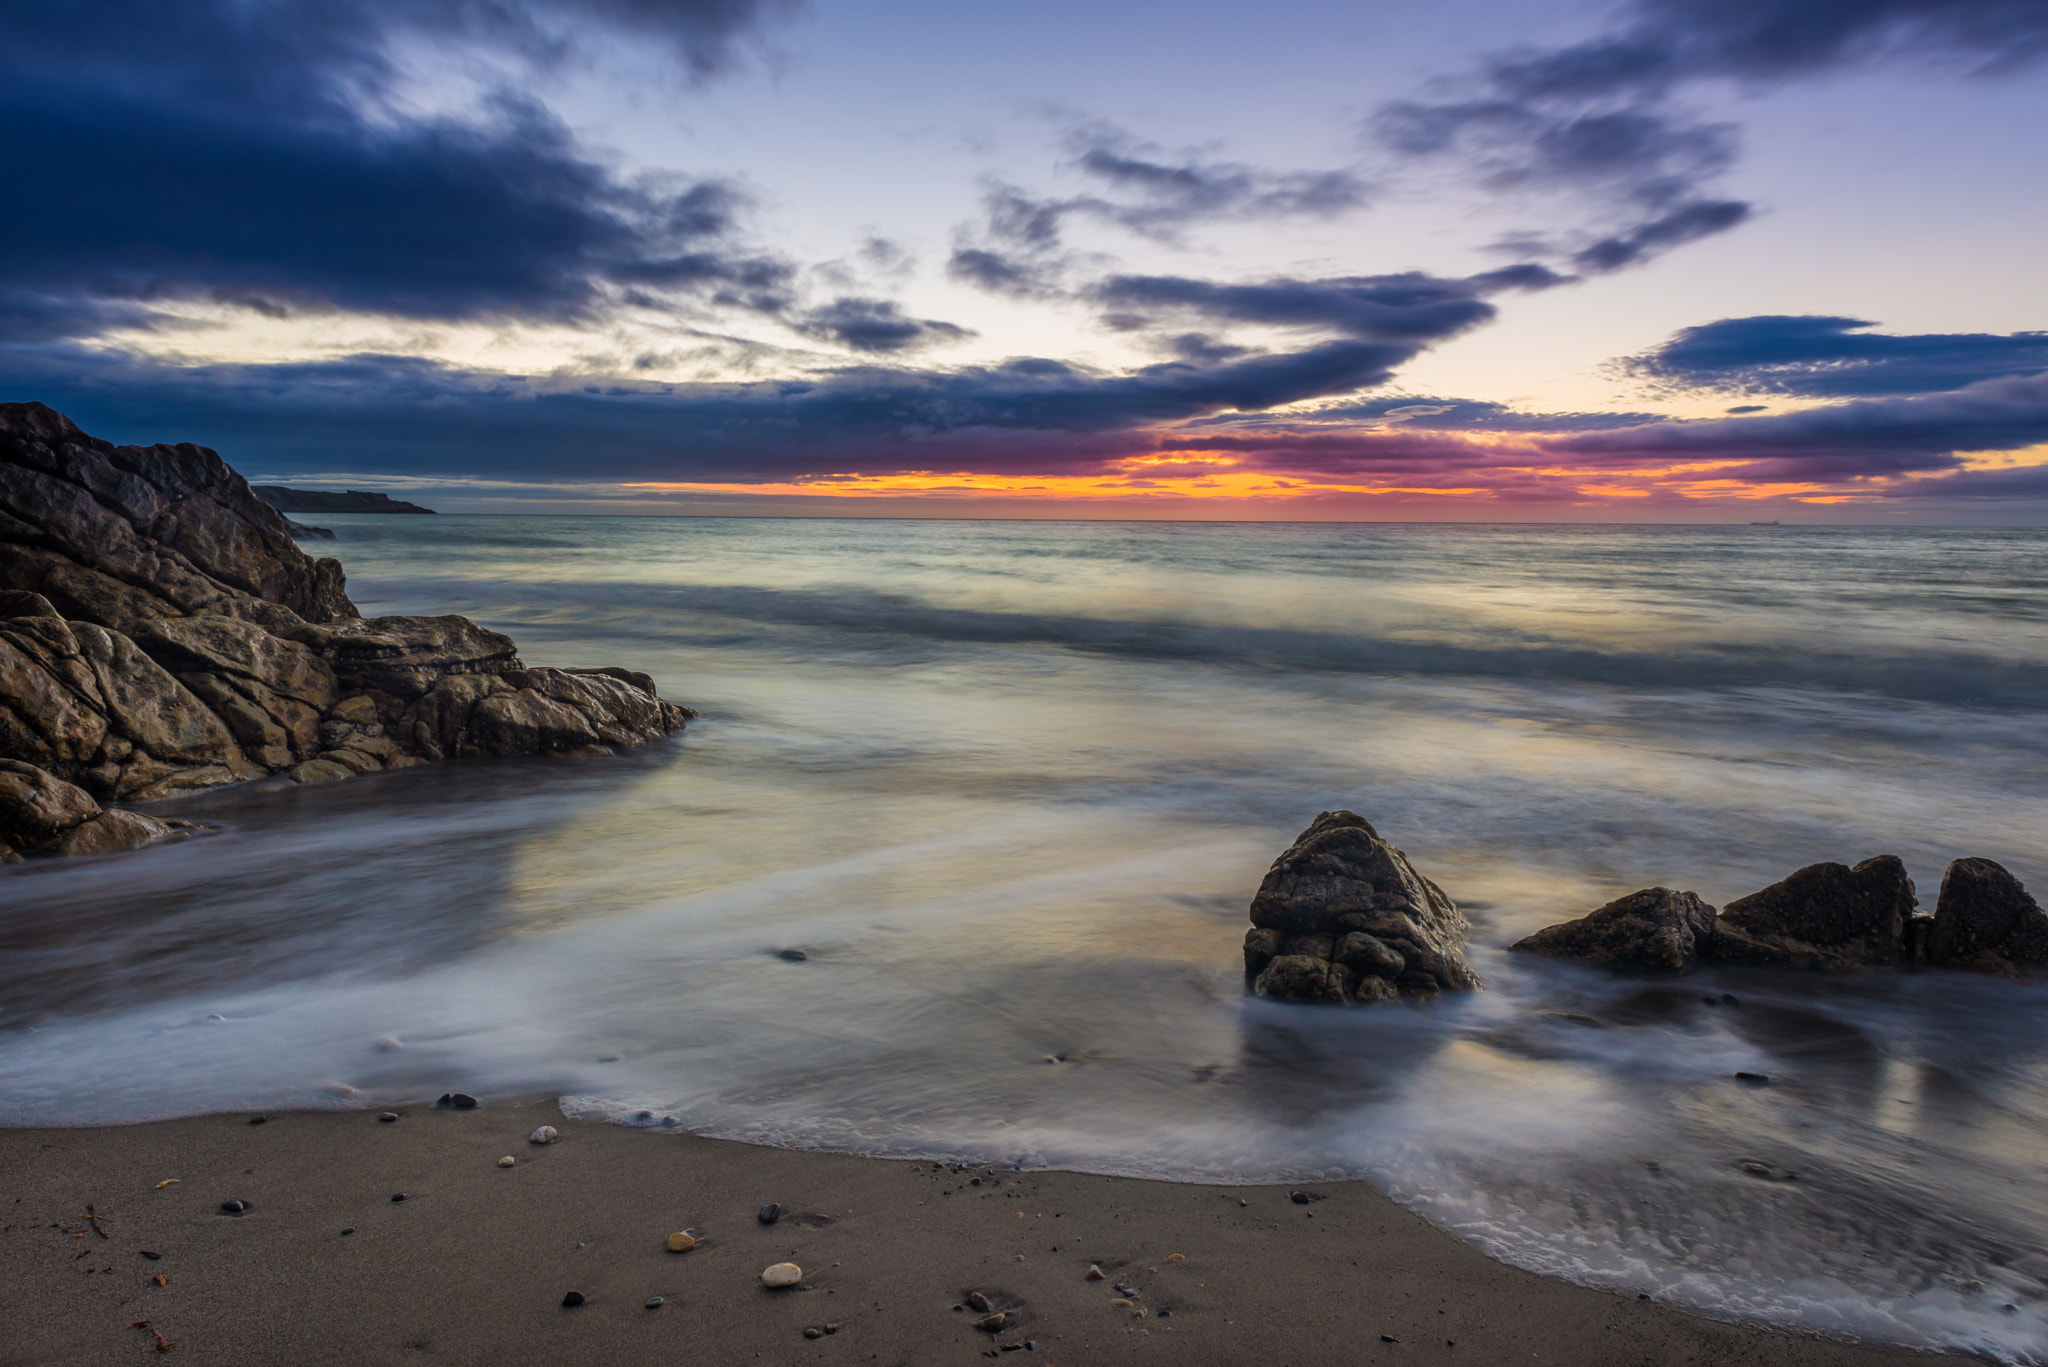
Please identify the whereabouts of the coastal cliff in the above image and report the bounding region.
[0,402,692,861]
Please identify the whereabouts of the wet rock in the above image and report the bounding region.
[220,1200,247,1214]
[645,1296,665,1309]
[0,759,190,860]
[1712,856,1918,970]
[967,1291,994,1313]
[778,948,808,962]
[760,1262,802,1288]
[450,1093,478,1109]
[1085,1265,1105,1281]
[1735,1071,1771,1085]
[378,1112,399,1123]
[0,402,693,829]
[1924,858,2048,974]
[530,1125,559,1145]
[497,1156,515,1167]
[561,1291,586,1307]
[1245,811,1480,1004]
[804,1327,823,1339]
[758,1202,782,1225]
[1511,888,1719,973]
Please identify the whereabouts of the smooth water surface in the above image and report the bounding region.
[4,518,2047,1361]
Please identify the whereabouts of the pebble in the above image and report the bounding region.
[779,948,808,962]
[562,1291,587,1307]
[1735,1071,1771,1085]
[667,1231,697,1253]
[220,1200,248,1215]
[247,1116,266,1125]
[451,1093,479,1108]
[497,1156,516,1168]
[1110,1298,1133,1309]
[1166,1253,1185,1262]
[390,1193,408,1202]
[975,1313,1007,1333]
[645,1296,665,1309]
[758,1202,782,1225]
[375,1037,404,1052]
[1085,1265,1105,1281]
[530,1126,559,1145]
[340,1229,354,1236]
[804,1327,823,1339]
[967,1291,994,1313]
[761,1262,802,1288]
[378,1113,399,1123]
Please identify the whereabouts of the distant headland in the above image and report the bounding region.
[253,486,436,515]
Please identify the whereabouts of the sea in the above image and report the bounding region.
[3,517,2046,1361]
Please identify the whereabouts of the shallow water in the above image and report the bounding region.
[3,518,2046,1361]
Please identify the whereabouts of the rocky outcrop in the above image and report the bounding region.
[1511,887,1718,973]
[0,758,197,862]
[1,402,694,857]
[253,487,434,515]
[1514,853,2044,978]
[1244,811,1481,1005]
[1925,858,2048,975]
[1712,856,1919,970]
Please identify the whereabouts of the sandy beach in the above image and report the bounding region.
[1,1101,1969,1366]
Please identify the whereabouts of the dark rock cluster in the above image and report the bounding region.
[1,401,693,862]
[1513,855,2048,979]
[1243,810,1482,1005]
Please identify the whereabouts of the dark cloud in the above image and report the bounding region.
[1549,370,2048,466]
[1090,273,1502,344]
[1204,395,1669,433]
[0,0,796,339]
[1622,315,2048,396]
[1375,0,2048,275]
[792,298,974,353]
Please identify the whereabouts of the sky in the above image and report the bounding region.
[4,0,2048,521]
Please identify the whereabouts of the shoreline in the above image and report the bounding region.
[1,1101,1977,1365]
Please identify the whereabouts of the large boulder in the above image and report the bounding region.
[1924,858,2048,974]
[1244,811,1480,1005]
[0,758,193,862]
[1711,856,1918,969]
[0,403,696,856]
[1511,887,1719,973]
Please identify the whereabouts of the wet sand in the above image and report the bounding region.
[0,1101,1974,1366]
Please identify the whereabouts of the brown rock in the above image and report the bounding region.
[1512,888,1720,973]
[1925,858,2048,974]
[1246,811,1479,1004]
[1713,856,1917,969]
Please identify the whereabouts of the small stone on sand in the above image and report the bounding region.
[497,1156,515,1167]
[1167,1253,1185,1262]
[967,1291,994,1313]
[378,1113,398,1123]
[761,1262,802,1287]
[667,1231,696,1252]
[451,1093,478,1108]
[804,1327,823,1339]
[1110,1298,1133,1308]
[779,948,808,961]
[646,1296,665,1308]
[975,1313,1007,1333]
[248,1116,266,1125]
[1085,1265,1105,1280]
[220,1200,247,1214]
[530,1125,558,1144]
[758,1202,782,1225]
[390,1193,408,1202]
[562,1291,586,1307]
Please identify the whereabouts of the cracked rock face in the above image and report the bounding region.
[0,401,694,859]
[1243,810,1481,1005]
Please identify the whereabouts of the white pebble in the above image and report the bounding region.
[530,1125,559,1145]
[497,1155,515,1168]
[760,1262,802,1287]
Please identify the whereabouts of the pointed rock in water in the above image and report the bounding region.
[1511,888,1719,973]
[760,1262,802,1287]
[1243,811,1480,1004]
[1712,856,1918,969]
[778,948,808,962]
[1925,858,2048,974]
